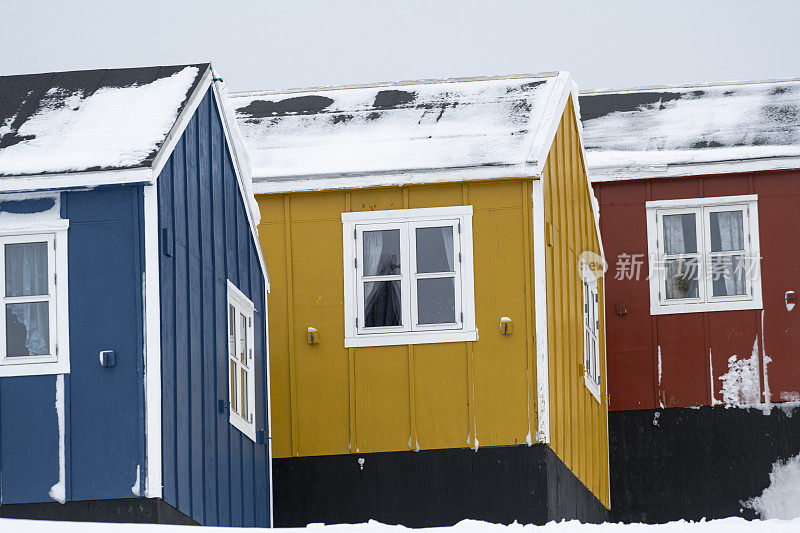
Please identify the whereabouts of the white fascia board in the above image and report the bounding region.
[526,73,606,261]
[0,167,152,194]
[251,163,541,195]
[531,179,550,443]
[210,72,270,292]
[589,156,800,183]
[142,184,162,498]
[150,66,214,180]
[526,71,571,170]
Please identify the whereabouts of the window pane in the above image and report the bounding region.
[364,280,402,327]
[709,211,744,252]
[417,277,456,324]
[663,214,697,254]
[228,305,235,356]
[711,254,747,296]
[240,368,248,420]
[5,242,48,297]
[239,313,247,363]
[230,360,237,414]
[416,226,454,273]
[363,230,401,276]
[664,258,699,299]
[6,301,49,356]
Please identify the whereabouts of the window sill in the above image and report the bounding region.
[345,328,478,348]
[229,411,257,442]
[584,374,601,403]
[0,358,69,378]
[650,296,762,316]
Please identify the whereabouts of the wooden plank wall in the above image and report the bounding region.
[258,180,537,459]
[158,89,270,527]
[542,96,610,507]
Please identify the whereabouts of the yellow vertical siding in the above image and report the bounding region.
[542,96,610,507]
[257,180,536,458]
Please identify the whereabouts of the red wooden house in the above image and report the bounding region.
[579,78,800,523]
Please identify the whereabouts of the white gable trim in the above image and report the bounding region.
[149,66,214,180]
[210,73,270,291]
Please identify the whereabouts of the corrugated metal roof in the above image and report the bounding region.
[578,78,800,180]
[228,73,568,191]
[0,64,209,178]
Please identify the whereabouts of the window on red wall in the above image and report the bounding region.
[645,195,762,315]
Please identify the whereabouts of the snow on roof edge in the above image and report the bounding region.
[229,71,563,100]
[580,75,800,95]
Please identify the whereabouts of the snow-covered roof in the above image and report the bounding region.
[229,73,573,193]
[0,64,209,188]
[579,78,800,181]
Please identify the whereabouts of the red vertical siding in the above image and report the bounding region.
[596,169,800,411]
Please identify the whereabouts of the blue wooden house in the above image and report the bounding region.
[0,64,271,526]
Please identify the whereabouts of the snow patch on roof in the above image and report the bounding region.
[579,78,800,179]
[229,74,565,189]
[0,66,202,177]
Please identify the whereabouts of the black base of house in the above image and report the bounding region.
[273,444,607,527]
[609,403,800,523]
[0,497,197,525]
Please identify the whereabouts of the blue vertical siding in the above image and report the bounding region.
[158,88,270,527]
[0,186,145,504]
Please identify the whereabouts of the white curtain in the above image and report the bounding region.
[362,231,384,315]
[713,211,745,295]
[663,214,693,254]
[442,227,454,271]
[5,242,49,356]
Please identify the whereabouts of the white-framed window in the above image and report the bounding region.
[0,223,69,377]
[645,195,762,315]
[582,262,601,401]
[227,280,256,442]
[342,206,477,348]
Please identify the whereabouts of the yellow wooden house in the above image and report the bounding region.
[229,72,609,526]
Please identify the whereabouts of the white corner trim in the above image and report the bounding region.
[531,180,550,443]
[142,184,163,498]
[263,291,274,527]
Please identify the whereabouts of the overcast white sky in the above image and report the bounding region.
[2,1,798,93]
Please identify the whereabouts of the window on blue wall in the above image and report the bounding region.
[227,280,256,441]
[0,229,70,377]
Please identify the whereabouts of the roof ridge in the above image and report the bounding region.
[580,76,800,95]
[0,62,211,80]
[229,71,562,99]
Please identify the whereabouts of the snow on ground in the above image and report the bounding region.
[1,517,800,533]
[744,453,800,519]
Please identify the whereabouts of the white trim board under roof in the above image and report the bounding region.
[579,77,800,182]
[228,72,576,193]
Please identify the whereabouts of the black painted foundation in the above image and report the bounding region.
[0,497,197,525]
[273,443,607,527]
[609,403,800,523]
